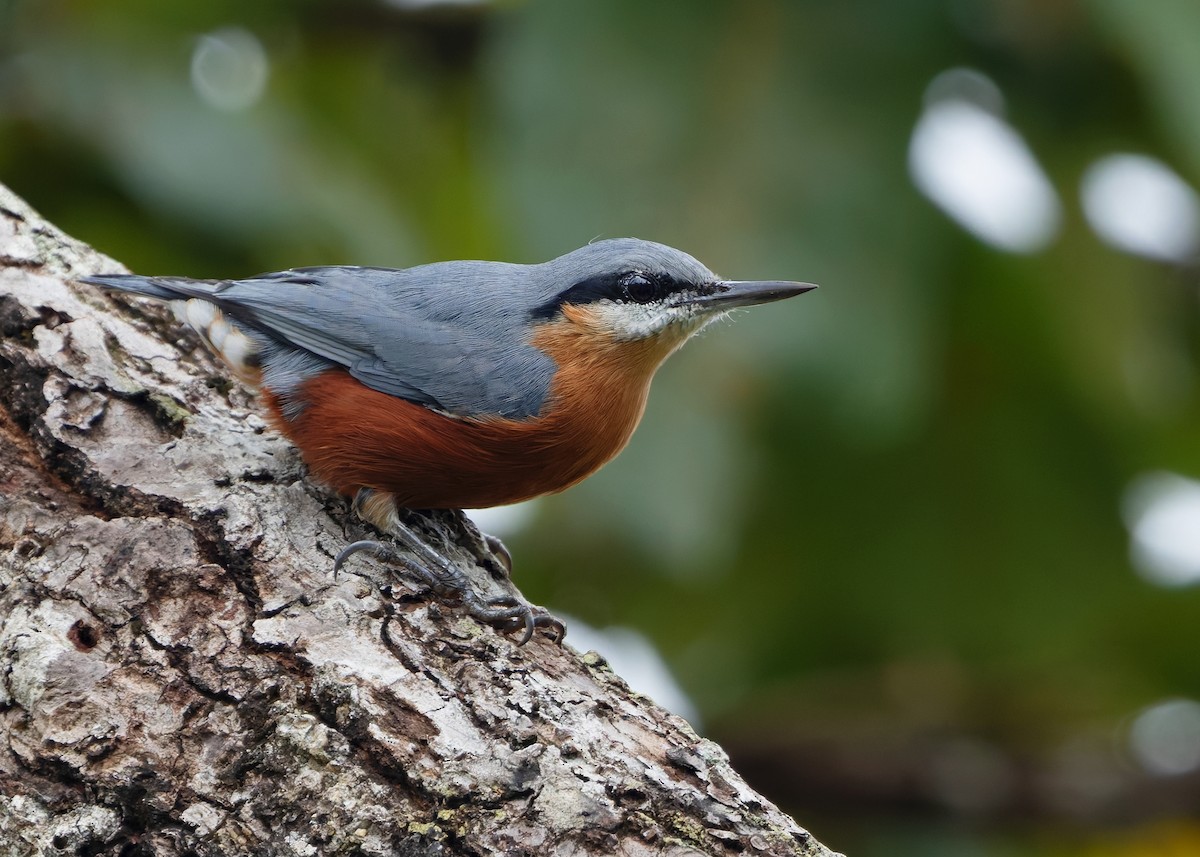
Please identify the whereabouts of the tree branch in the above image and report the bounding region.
[0,182,840,857]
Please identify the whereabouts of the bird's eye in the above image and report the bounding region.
[620,272,660,304]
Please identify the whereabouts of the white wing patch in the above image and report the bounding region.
[171,298,261,382]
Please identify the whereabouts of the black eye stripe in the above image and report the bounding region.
[531,271,681,319]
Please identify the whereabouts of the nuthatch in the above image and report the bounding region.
[84,239,815,643]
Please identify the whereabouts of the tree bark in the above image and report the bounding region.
[0,182,840,857]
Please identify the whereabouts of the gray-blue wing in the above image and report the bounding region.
[226,266,557,419]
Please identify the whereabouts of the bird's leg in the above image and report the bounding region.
[334,489,564,646]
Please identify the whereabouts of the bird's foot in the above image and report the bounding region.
[334,540,563,645]
[337,491,564,646]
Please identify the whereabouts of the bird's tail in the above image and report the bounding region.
[80,274,223,303]
[82,274,263,382]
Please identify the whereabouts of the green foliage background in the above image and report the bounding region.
[3,1,1199,854]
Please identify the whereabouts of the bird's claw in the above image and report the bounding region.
[482,534,514,579]
[334,537,565,646]
[334,539,395,576]
[469,594,566,646]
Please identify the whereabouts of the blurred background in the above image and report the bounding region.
[3,0,1199,853]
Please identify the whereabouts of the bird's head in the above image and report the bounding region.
[530,239,815,357]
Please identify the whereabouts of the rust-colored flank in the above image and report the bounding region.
[263,303,690,509]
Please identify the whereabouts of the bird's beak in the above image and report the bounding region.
[673,280,818,311]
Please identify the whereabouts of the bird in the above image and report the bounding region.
[83,238,816,644]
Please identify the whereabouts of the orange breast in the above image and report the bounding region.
[265,305,688,509]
